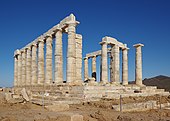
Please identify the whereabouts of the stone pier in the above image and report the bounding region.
[21,50,26,86]
[134,43,144,86]
[91,55,96,80]
[84,57,89,81]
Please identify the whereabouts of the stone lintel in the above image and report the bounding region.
[133,43,144,47]
[83,57,88,60]
[86,48,112,58]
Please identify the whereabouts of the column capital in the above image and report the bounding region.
[99,41,107,45]
[14,49,21,57]
[66,21,80,27]
[122,47,130,51]
[31,43,37,47]
[133,43,144,48]
[83,57,89,60]
[25,46,31,50]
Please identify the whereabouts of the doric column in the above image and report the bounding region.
[26,47,31,86]
[17,52,22,86]
[55,29,63,84]
[134,43,144,86]
[45,36,53,85]
[31,43,37,85]
[84,57,89,80]
[110,44,120,84]
[100,42,108,83]
[38,39,45,85]
[91,55,97,80]
[21,50,26,86]
[75,34,83,82]
[66,21,77,83]
[14,52,18,87]
[122,48,129,85]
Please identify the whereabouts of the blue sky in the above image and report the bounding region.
[0,0,170,87]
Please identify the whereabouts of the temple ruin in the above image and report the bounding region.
[13,14,169,106]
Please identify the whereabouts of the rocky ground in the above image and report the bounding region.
[0,92,170,121]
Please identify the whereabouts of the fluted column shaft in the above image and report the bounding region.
[111,44,120,84]
[55,30,63,84]
[45,36,53,84]
[14,55,18,86]
[38,40,45,85]
[17,53,22,86]
[122,48,128,85]
[101,42,108,83]
[75,34,82,82]
[26,48,31,86]
[31,44,37,85]
[67,23,76,83]
[21,50,26,86]
[92,56,97,80]
[84,57,88,80]
[134,44,144,86]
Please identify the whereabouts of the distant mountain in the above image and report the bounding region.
[143,75,170,92]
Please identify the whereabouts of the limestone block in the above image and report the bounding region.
[21,88,29,101]
[5,93,12,101]
[45,104,69,112]
[71,114,83,121]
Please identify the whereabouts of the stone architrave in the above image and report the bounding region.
[45,36,53,85]
[14,54,18,86]
[122,48,129,85]
[17,52,22,86]
[134,43,144,86]
[84,57,88,80]
[66,19,77,83]
[38,40,45,85]
[101,42,108,83]
[55,30,63,84]
[75,34,82,82]
[26,47,31,86]
[21,50,26,86]
[31,43,37,85]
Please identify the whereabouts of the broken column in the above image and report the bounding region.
[122,47,129,85]
[45,36,53,85]
[100,41,108,83]
[84,57,88,81]
[75,34,83,83]
[26,47,31,86]
[21,50,26,86]
[134,43,144,86]
[38,39,45,85]
[55,29,63,84]
[91,55,97,81]
[31,43,37,85]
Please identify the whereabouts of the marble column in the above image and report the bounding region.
[17,52,22,86]
[110,44,120,84]
[26,47,31,86]
[38,40,45,85]
[21,50,26,86]
[84,57,88,80]
[45,36,53,85]
[31,43,37,85]
[122,48,129,85]
[55,30,63,84]
[75,34,82,82]
[101,42,108,83]
[134,43,144,86]
[67,22,77,83]
[91,55,97,80]
[14,54,18,86]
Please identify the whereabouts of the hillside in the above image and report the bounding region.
[143,75,170,92]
